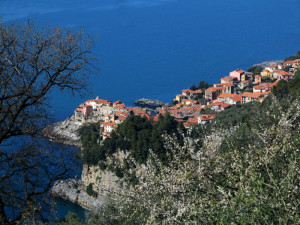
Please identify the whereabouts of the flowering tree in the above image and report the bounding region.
[82,95,299,225]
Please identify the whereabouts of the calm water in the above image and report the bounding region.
[1,0,299,120]
[0,0,299,219]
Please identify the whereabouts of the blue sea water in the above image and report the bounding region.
[0,0,299,220]
[1,0,299,121]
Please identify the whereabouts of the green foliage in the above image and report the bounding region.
[283,65,292,72]
[75,74,300,225]
[284,50,300,61]
[197,80,210,89]
[198,98,208,105]
[98,161,107,171]
[247,65,262,74]
[172,100,178,105]
[271,79,289,98]
[80,114,185,172]
[86,200,148,225]
[189,84,197,90]
[86,183,98,198]
[219,123,263,153]
[272,70,300,99]
[189,80,210,92]
[115,166,124,178]
[261,76,276,83]
[200,107,215,114]
[79,123,106,165]
[61,212,84,225]
[214,98,277,130]
[89,89,300,224]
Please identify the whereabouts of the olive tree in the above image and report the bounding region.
[0,22,94,224]
[80,96,300,225]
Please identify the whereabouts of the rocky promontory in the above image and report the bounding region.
[51,164,125,211]
[51,179,104,210]
[252,60,283,70]
[44,115,81,146]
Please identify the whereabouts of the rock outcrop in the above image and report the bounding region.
[51,165,124,210]
[44,115,81,146]
[81,165,123,199]
[51,179,104,210]
[134,98,171,109]
[252,60,283,70]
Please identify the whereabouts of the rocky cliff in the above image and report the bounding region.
[51,179,104,210]
[51,164,124,210]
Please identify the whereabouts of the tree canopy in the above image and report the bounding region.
[0,22,94,224]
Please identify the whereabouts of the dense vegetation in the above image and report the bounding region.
[284,50,300,61]
[190,80,210,91]
[272,69,300,99]
[70,72,300,225]
[247,65,262,74]
[79,113,185,167]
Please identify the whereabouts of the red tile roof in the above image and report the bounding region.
[95,99,112,104]
[241,92,264,98]
[199,114,216,121]
[152,115,159,122]
[182,99,198,103]
[284,60,294,65]
[192,89,203,94]
[187,116,198,124]
[116,115,127,121]
[221,76,236,81]
[104,122,117,127]
[268,64,277,68]
[293,59,300,63]
[236,69,245,73]
[229,95,242,103]
[268,80,279,87]
[253,85,267,90]
[218,93,236,98]
[183,122,192,127]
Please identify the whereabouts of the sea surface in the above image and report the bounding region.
[1,0,299,121]
[0,0,299,220]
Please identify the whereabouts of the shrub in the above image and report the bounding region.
[86,183,98,198]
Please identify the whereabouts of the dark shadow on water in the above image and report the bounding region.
[54,197,87,221]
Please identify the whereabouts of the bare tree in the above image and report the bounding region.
[0,22,94,224]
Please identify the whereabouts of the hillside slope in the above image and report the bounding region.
[64,73,300,224]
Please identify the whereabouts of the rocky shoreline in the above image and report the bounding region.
[51,179,105,210]
[252,60,283,69]
[134,98,171,108]
[44,115,81,146]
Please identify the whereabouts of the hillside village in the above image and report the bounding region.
[74,58,300,139]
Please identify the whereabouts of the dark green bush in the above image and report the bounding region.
[86,183,98,198]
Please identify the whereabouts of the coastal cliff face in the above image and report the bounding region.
[81,164,123,198]
[51,165,124,210]
[51,179,104,210]
[51,151,127,210]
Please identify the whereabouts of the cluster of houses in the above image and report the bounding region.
[74,97,152,139]
[171,58,299,127]
[74,58,299,138]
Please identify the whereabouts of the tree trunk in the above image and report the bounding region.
[0,197,8,225]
